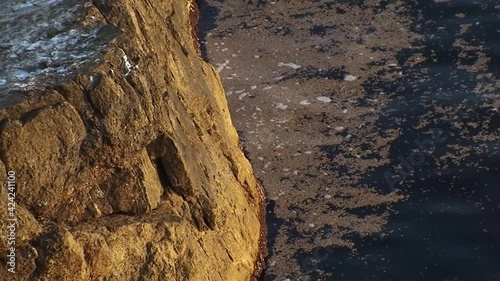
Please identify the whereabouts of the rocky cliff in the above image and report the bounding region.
[0,0,265,280]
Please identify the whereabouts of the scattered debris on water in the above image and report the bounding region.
[278,62,302,70]
[344,74,358,81]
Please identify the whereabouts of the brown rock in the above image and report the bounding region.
[0,0,265,280]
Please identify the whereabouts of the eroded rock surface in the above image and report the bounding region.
[0,0,265,280]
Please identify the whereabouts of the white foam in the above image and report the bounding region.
[316,96,332,103]
[276,103,288,110]
[278,62,301,69]
[344,74,358,81]
[215,60,230,72]
[238,92,248,100]
[0,0,114,93]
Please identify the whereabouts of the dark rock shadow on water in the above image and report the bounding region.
[296,175,500,281]
[318,0,500,280]
[281,66,349,82]
[259,200,281,281]
[196,0,219,62]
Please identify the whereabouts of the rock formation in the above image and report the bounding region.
[0,0,265,280]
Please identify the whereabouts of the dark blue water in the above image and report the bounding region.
[298,0,500,280]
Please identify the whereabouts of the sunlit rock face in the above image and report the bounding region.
[0,1,265,280]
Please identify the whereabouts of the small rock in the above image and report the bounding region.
[39,60,53,68]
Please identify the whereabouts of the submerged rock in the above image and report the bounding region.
[0,0,266,280]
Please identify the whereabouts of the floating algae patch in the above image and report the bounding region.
[0,0,118,94]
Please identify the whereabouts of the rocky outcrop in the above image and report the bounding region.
[0,0,265,280]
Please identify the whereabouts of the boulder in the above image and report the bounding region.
[0,0,265,280]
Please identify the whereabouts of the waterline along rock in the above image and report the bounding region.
[0,0,266,280]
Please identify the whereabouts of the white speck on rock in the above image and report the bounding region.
[344,74,358,81]
[324,194,332,199]
[309,223,315,228]
[300,100,311,105]
[316,96,331,103]
[334,126,346,132]
[120,48,138,76]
